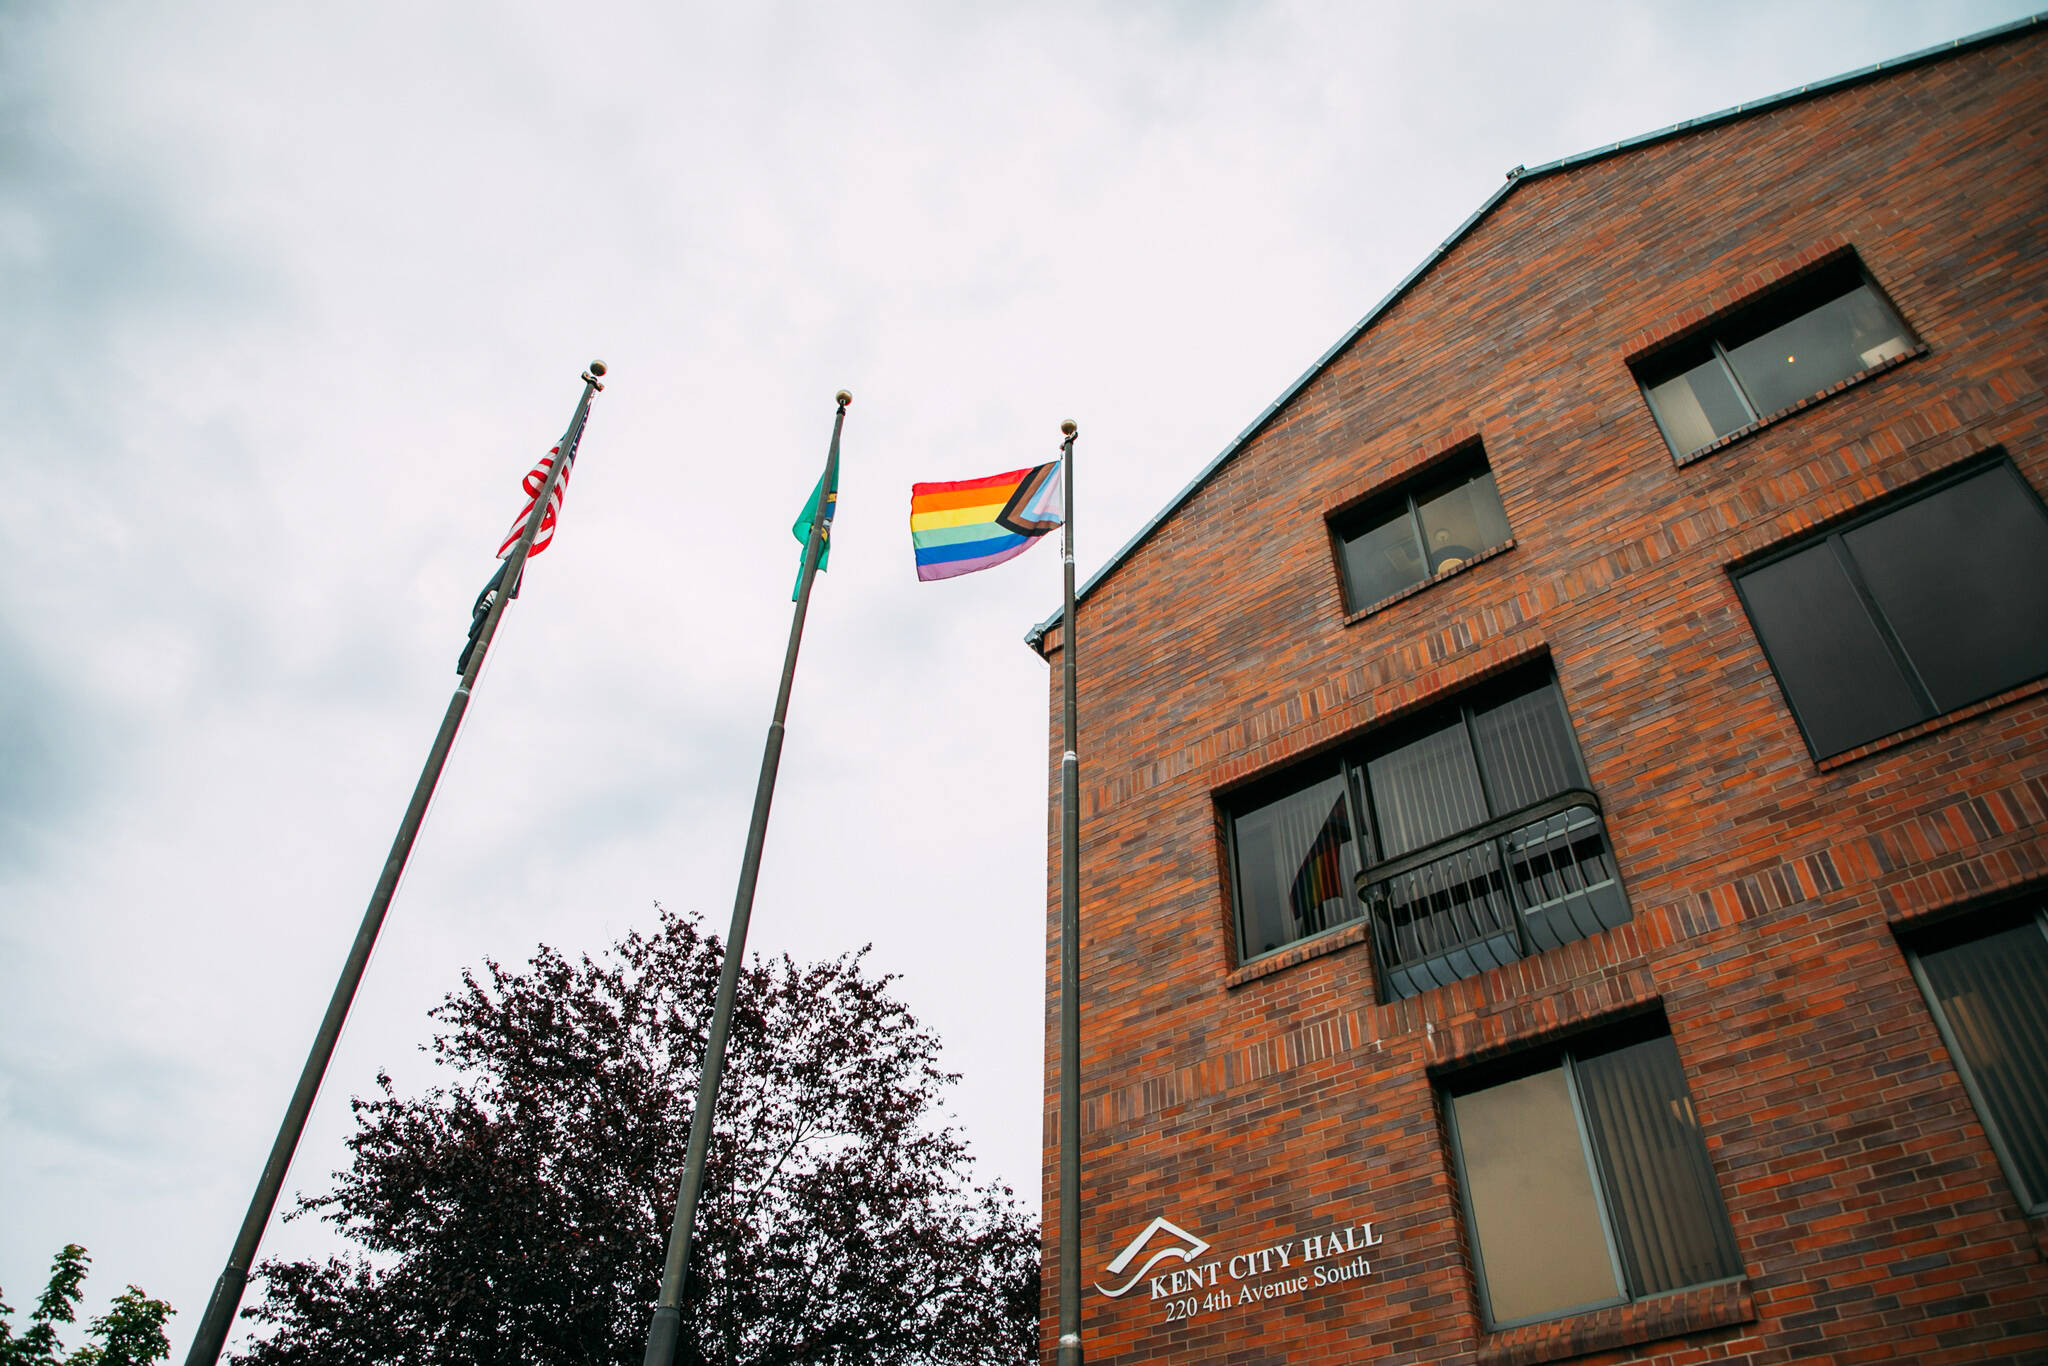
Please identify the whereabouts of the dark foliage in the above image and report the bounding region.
[232,907,1038,1365]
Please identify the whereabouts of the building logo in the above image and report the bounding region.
[1093,1208,1386,1327]
[1092,1216,1211,1299]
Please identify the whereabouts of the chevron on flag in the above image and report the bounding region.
[496,444,573,559]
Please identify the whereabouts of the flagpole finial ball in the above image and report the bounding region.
[836,390,853,408]
[588,361,607,377]
[1061,420,1078,438]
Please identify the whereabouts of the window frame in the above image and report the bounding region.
[1904,901,2048,1217]
[1220,756,1366,966]
[1732,456,2048,760]
[1633,254,1918,460]
[1440,1017,1744,1332]
[1443,1049,1631,1328]
[1330,442,1512,614]
[1348,682,1590,852]
[1222,668,1625,994]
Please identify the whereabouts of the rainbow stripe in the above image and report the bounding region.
[910,462,1063,581]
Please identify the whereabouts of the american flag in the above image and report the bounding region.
[496,444,573,559]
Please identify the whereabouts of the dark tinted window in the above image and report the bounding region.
[1736,461,2048,758]
[1334,446,1511,611]
[1446,1019,1742,1329]
[1911,904,2048,1214]
[1636,257,1913,458]
[1841,464,2048,710]
[1736,543,1924,758]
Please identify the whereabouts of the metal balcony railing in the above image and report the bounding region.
[1353,788,1628,1001]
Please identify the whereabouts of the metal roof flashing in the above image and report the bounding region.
[1023,11,2044,656]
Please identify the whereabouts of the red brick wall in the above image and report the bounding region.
[1040,30,2048,1365]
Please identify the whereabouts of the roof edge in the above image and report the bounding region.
[1025,9,2045,654]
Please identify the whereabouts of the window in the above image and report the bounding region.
[1227,767,1365,960]
[1734,460,2048,759]
[1907,901,2048,1215]
[1224,670,1629,997]
[1442,1017,1743,1330]
[1332,444,1512,611]
[1635,257,1915,458]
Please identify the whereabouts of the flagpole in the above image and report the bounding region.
[1055,418,1084,1366]
[181,360,607,1366]
[642,388,851,1366]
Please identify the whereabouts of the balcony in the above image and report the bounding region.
[1354,789,1628,1001]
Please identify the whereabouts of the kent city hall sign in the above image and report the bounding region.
[1093,1212,1385,1328]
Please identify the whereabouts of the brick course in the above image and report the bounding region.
[1038,27,2048,1365]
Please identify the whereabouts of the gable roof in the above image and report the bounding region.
[1025,10,2045,654]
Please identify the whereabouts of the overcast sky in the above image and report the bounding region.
[3,0,2039,1355]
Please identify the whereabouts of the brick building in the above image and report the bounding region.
[1029,18,2048,1364]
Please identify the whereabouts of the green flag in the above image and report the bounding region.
[792,471,837,599]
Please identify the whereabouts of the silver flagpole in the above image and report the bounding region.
[182,360,607,1366]
[642,389,851,1366]
[1055,418,1084,1366]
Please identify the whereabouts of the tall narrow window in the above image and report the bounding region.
[1907,901,2048,1215]
[1735,460,2048,759]
[1444,1018,1743,1330]
[1333,445,1512,612]
[1634,256,1915,459]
